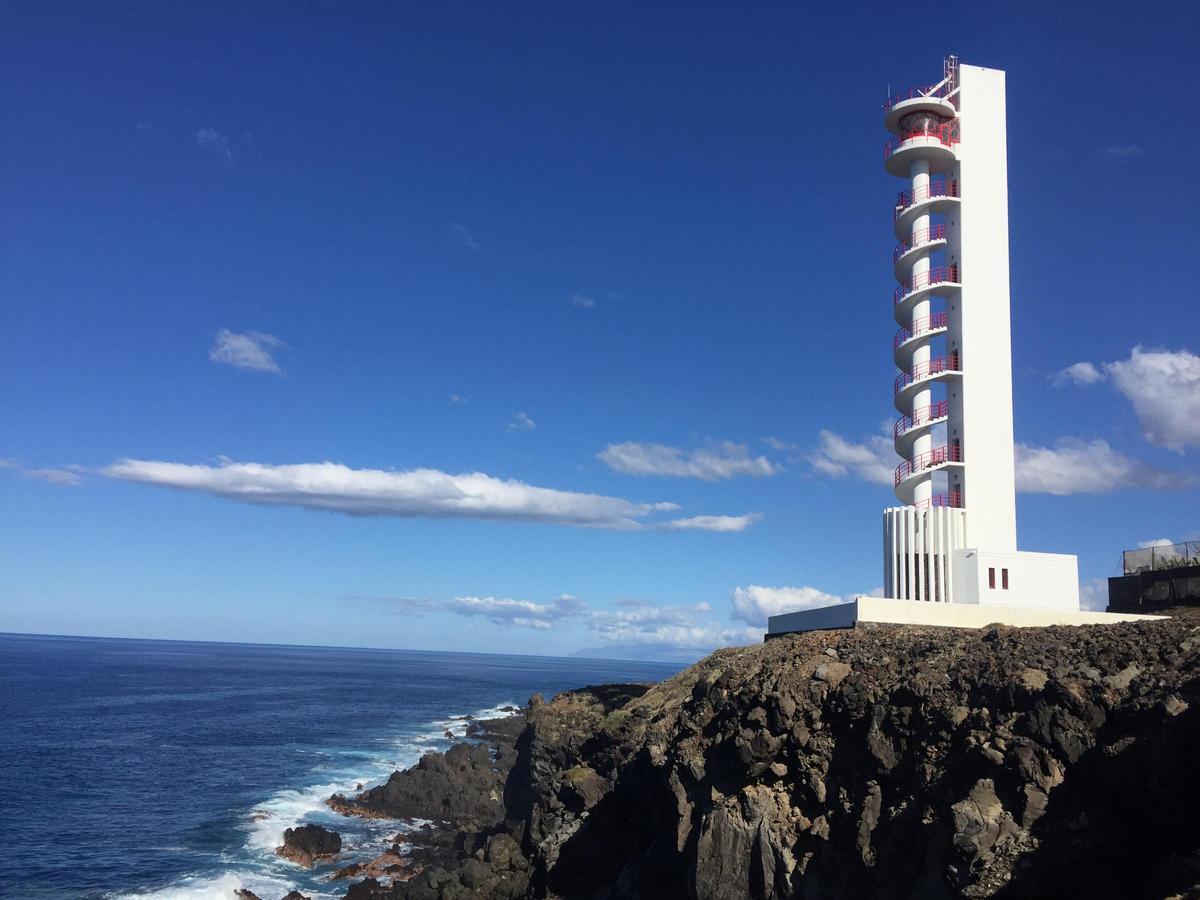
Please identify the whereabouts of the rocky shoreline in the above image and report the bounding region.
[252,616,1200,898]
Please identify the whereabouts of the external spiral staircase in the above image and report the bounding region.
[883,61,964,509]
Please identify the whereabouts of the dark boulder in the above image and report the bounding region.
[276,823,341,867]
[329,717,524,830]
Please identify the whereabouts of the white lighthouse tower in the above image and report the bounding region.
[882,56,1020,605]
[767,58,1160,634]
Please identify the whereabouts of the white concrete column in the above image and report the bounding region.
[908,157,933,507]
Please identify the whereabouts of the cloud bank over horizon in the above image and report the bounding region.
[354,592,764,658]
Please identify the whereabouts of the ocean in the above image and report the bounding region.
[0,632,680,899]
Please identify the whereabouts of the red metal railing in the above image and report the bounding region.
[895,352,961,393]
[894,265,960,304]
[883,124,959,163]
[894,444,964,486]
[882,84,958,113]
[894,312,949,349]
[894,224,947,262]
[893,399,950,438]
[914,491,965,510]
[883,85,939,112]
[895,179,959,220]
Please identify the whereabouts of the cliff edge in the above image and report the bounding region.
[354,618,1200,899]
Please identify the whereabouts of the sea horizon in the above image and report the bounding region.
[0,632,681,898]
[0,629,690,666]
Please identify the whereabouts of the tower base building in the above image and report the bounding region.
[769,58,1161,635]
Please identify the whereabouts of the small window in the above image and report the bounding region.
[988,567,996,589]
[1002,568,1009,590]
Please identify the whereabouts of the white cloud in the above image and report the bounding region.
[729,584,844,627]
[590,599,709,634]
[659,513,761,533]
[0,458,82,486]
[761,436,804,465]
[1105,347,1200,452]
[507,412,536,432]
[571,294,596,309]
[447,594,587,629]
[25,467,83,486]
[1138,538,1175,549]
[99,457,755,531]
[355,591,758,652]
[1099,144,1143,158]
[195,128,234,164]
[599,440,779,481]
[449,394,468,405]
[1014,438,1195,494]
[1079,578,1109,611]
[590,599,759,650]
[450,223,480,251]
[346,595,439,614]
[1050,361,1104,388]
[1046,347,1200,452]
[359,593,587,630]
[807,429,894,486]
[209,329,285,374]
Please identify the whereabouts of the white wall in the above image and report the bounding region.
[951,549,1080,609]
[767,596,1158,634]
[883,506,967,602]
[955,65,1018,551]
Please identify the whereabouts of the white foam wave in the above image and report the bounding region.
[245,779,356,854]
[117,702,526,900]
[245,701,522,853]
[113,869,301,900]
[422,700,522,744]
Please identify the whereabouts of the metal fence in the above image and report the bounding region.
[1123,541,1200,575]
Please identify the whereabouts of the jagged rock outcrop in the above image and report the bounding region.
[331,844,411,882]
[349,832,531,900]
[277,823,342,867]
[331,716,525,830]
[342,618,1200,898]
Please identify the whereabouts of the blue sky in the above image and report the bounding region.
[3,2,1198,660]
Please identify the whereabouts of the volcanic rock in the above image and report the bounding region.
[329,716,524,830]
[338,619,1200,898]
[277,823,342,867]
[330,844,410,882]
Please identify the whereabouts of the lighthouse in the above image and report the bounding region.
[767,58,1161,633]
[882,56,1020,605]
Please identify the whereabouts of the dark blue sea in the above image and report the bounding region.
[0,633,680,899]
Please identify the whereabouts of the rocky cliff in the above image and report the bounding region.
[344,617,1200,899]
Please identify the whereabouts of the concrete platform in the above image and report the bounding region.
[766,596,1166,636]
